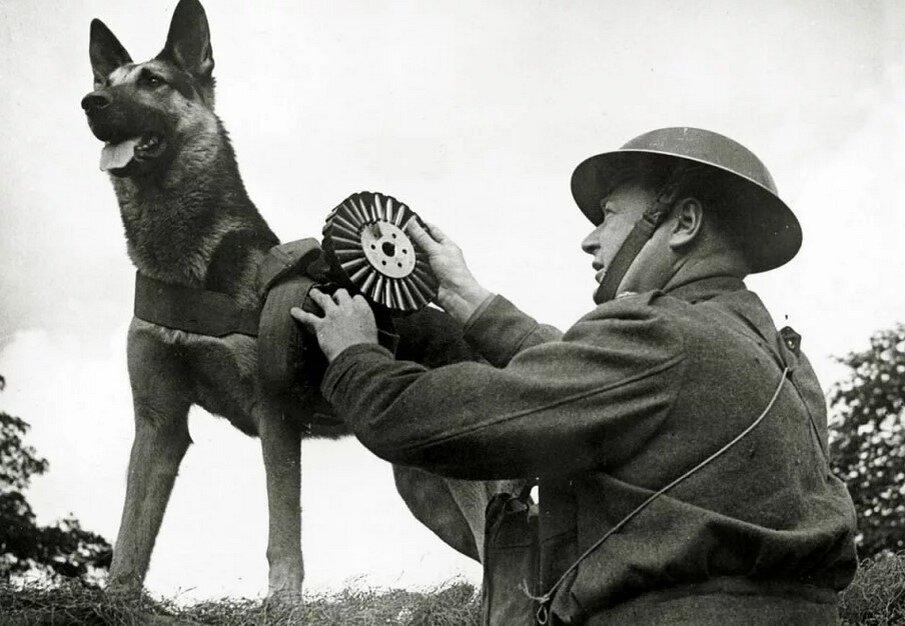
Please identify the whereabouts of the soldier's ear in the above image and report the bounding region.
[669,197,705,249]
[158,0,214,80]
[89,19,132,85]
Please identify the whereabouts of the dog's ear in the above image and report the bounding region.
[158,0,215,81]
[89,19,132,85]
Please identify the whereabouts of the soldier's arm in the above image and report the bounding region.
[462,294,563,367]
[321,295,684,480]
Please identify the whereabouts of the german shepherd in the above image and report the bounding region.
[82,0,514,598]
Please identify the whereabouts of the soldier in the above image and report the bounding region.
[292,128,858,625]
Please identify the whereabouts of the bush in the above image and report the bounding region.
[829,324,905,557]
[0,376,111,584]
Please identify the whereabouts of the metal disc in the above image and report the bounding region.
[322,191,439,312]
[360,221,417,279]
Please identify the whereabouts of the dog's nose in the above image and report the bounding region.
[81,91,112,113]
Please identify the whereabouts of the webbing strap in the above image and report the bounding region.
[133,239,324,339]
[134,272,261,337]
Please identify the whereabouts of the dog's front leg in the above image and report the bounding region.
[257,406,304,598]
[110,328,193,591]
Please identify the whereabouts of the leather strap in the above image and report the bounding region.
[594,216,658,304]
[134,272,261,337]
[593,183,680,304]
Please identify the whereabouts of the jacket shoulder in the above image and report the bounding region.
[579,289,688,325]
[566,290,686,360]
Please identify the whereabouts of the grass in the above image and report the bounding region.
[0,580,481,626]
[2,555,904,625]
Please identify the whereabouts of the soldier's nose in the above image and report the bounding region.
[81,91,112,113]
[581,229,601,255]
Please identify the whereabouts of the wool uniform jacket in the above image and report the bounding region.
[320,275,858,624]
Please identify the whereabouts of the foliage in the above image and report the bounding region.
[829,324,905,557]
[0,376,111,585]
[0,580,481,626]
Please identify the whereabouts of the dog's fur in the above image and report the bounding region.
[83,0,514,597]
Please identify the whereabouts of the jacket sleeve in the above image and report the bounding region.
[321,294,685,480]
[462,295,563,366]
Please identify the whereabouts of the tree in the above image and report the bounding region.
[829,324,905,557]
[0,375,111,584]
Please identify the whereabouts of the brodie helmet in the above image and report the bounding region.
[570,127,801,302]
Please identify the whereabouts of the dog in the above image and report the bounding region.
[82,0,517,597]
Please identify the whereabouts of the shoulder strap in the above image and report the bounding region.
[256,238,323,295]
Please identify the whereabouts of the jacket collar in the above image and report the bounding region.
[665,274,782,353]
[664,274,747,303]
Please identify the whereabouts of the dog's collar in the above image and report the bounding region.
[134,272,261,337]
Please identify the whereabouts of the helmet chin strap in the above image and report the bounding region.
[593,183,681,304]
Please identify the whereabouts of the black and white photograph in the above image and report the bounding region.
[0,1,903,623]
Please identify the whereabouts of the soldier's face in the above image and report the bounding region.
[580,182,656,286]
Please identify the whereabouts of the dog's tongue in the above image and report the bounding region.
[100,138,140,171]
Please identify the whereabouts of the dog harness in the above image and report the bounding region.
[133,238,334,401]
[133,238,323,337]
[134,272,262,337]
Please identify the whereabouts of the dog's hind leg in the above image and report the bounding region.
[257,406,304,598]
[109,327,193,591]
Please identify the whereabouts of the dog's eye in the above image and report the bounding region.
[140,72,166,88]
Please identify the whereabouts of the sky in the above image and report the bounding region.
[1,0,904,602]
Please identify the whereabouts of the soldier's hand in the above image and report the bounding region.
[407,221,492,323]
[290,288,378,362]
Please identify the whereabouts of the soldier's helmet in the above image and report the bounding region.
[571,127,801,272]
